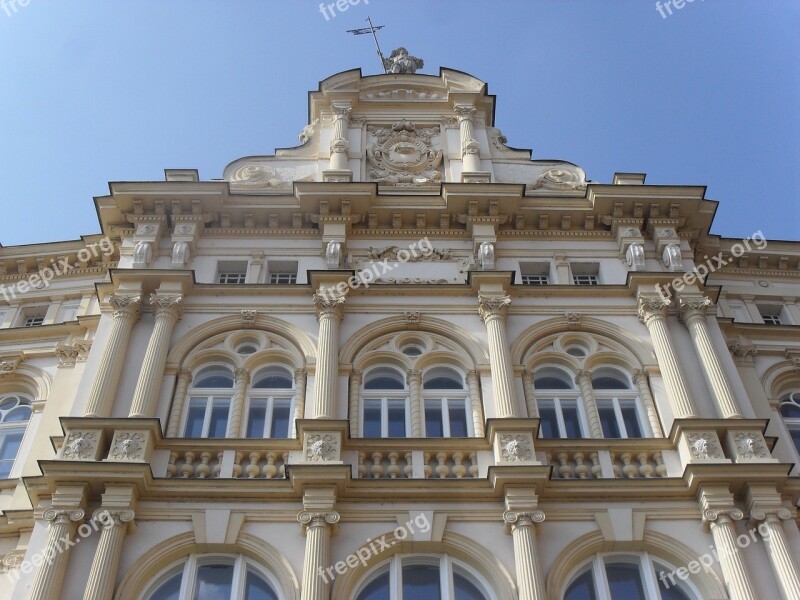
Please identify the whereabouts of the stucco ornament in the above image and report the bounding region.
[304,433,339,462]
[62,431,98,461]
[325,241,342,268]
[626,243,645,271]
[133,241,152,266]
[478,241,495,270]
[499,433,533,462]
[171,241,190,266]
[383,47,424,74]
[109,431,146,461]
[687,432,723,460]
[662,243,683,271]
[528,167,586,191]
[367,120,442,185]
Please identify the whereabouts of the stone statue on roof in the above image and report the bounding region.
[383,47,424,74]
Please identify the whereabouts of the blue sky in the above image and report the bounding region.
[1,0,797,245]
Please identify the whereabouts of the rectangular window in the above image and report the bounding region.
[363,400,382,438]
[184,397,230,438]
[58,301,81,323]
[424,398,470,438]
[0,430,24,479]
[362,398,408,438]
[759,305,784,325]
[245,398,293,439]
[520,262,550,286]
[217,261,248,284]
[571,263,600,285]
[387,400,406,438]
[539,405,560,439]
[23,316,45,327]
[599,405,622,438]
[270,400,291,438]
[425,402,444,438]
[537,398,584,439]
[448,400,469,437]
[597,398,644,439]
[267,261,298,285]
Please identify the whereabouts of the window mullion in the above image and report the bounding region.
[181,555,196,599]
[595,555,612,599]
[441,554,453,600]
[442,398,450,438]
[612,397,628,438]
[265,397,274,438]
[391,554,403,600]
[231,555,246,599]
[640,552,660,600]
[554,397,567,438]
[202,396,213,437]
[382,397,389,438]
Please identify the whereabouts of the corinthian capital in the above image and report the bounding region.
[107,294,142,320]
[637,295,670,325]
[150,294,183,320]
[454,104,476,122]
[677,295,713,323]
[313,293,346,321]
[478,294,511,322]
[331,103,352,120]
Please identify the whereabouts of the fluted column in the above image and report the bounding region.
[30,508,85,600]
[292,368,307,438]
[633,369,664,437]
[165,368,192,437]
[522,371,537,418]
[298,511,340,600]
[751,509,800,600]
[504,510,546,600]
[82,509,135,600]
[637,296,697,418]
[576,370,602,439]
[312,295,345,419]
[129,294,182,418]
[455,104,481,172]
[348,369,362,438]
[84,294,141,417]
[226,367,250,438]
[408,369,423,438]
[679,296,743,418]
[478,295,519,418]
[703,508,757,600]
[467,369,485,437]
[329,103,351,171]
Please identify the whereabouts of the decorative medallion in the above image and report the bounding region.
[367,120,443,185]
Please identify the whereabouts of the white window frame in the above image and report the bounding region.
[268,272,297,284]
[758,304,785,325]
[595,395,646,439]
[245,396,294,439]
[183,396,231,438]
[362,396,410,438]
[217,261,249,284]
[0,395,32,479]
[144,553,282,600]
[779,391,800,454]
[536,396,587,439]
[354,554,495,600]
[423,397,472,438]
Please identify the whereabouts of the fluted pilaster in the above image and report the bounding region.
[750,508,800,600]
[703,508,757,600]
[312,294,345,419]
[82,510,135,600]
[679,296,743,418]
[298,511,340,600]
[479,295,518,418]
[637,295,697,418]
[84,294,141,417]
[455,104,481,172]
[30,508,85,600]
[129,294,182,418]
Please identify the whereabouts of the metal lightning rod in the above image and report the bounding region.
[347,16,388,74]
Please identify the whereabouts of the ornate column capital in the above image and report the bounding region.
[727,338,758,365]
[297,510,340,531]
[107,294,141,320]
[678,295,713,323]
[313,294,346,322]
[150,293,183,321]
[467,368,481,383]
[406,369,422,385]
[234,367,251,385]
[454,104,477,122]
[93,508,136,529]
[478,294,511,323]
[177,368,193,382]
[503,509,545,528]
[702,507,744,526]
[750,507,793,523]
[331,103,352,120]
[43,508,85,525]
[631,369,648,384]
[576,369,592,384]
[294,368,307,383]
[637,295,670,325]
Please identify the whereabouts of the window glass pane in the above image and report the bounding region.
[448,401,469,437]
[194,564,234,600]
[365,369,405,390]
[195,369,234,388]
[270,402,291,439]
[656,567,692,600]
[562,405,583,439]
[621,406,642,438]
[402,564,441,600]
[246,403,267,438]
[425,402,444,438]
[363,401,382,438]
[253,370,293,389]
[564,570,597,600]
[208,401,229,438]
[0,397,17,410]
[185,400,206,437]
[538,406,559,439]
[605,563,646,600]
[534,376,571,390]
[0,431,23,478]
[780,403,800,418]
[245,568,279,600]
[5,406,31,422]
[592,376,628,390]
[454,572,487,600]
[424,377,462,390]
[149,572,182,600]
[387,401,406,438]
[356,570,390,600]
[599,406,621,438]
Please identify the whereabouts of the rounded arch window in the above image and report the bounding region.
[364,367,406,390]
[0,394,32,479]
[533,367,574,390]
[252,367,294,389]
[144,554,280,600]
[423,367,465,390]
[779,391,800,453]
[564,553,697,600]
[193,366,235,389]
[354,554,491,600]
[591,368,644,439]
[591,368,632,390]
[423,367,470,438]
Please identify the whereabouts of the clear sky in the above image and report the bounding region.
[1,0,797,246]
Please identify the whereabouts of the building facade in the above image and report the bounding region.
[0,58,799,600]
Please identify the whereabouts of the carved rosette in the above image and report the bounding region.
[637,296,670,325]
[108,431,148,462]
[478,295,511,323]
[498,433,534,463]
[297,510,340,531]
[61,430,102,461]
[313,294,346,322]
[678,296,713,323]
[108,294,141,320]
[304,433,340,463]
[503,510,545,529]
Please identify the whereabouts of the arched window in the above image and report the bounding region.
[355,554,490,600]
[184,367,235,438]
[145,554,280,600]
[363,367,409,438]
[0,394,32,478]
[423,367,470,438]
[534,367,585,439]
[564,553,696,600]
[592,368,644,439]
[779,391,800,452]
[246,367,294,439]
